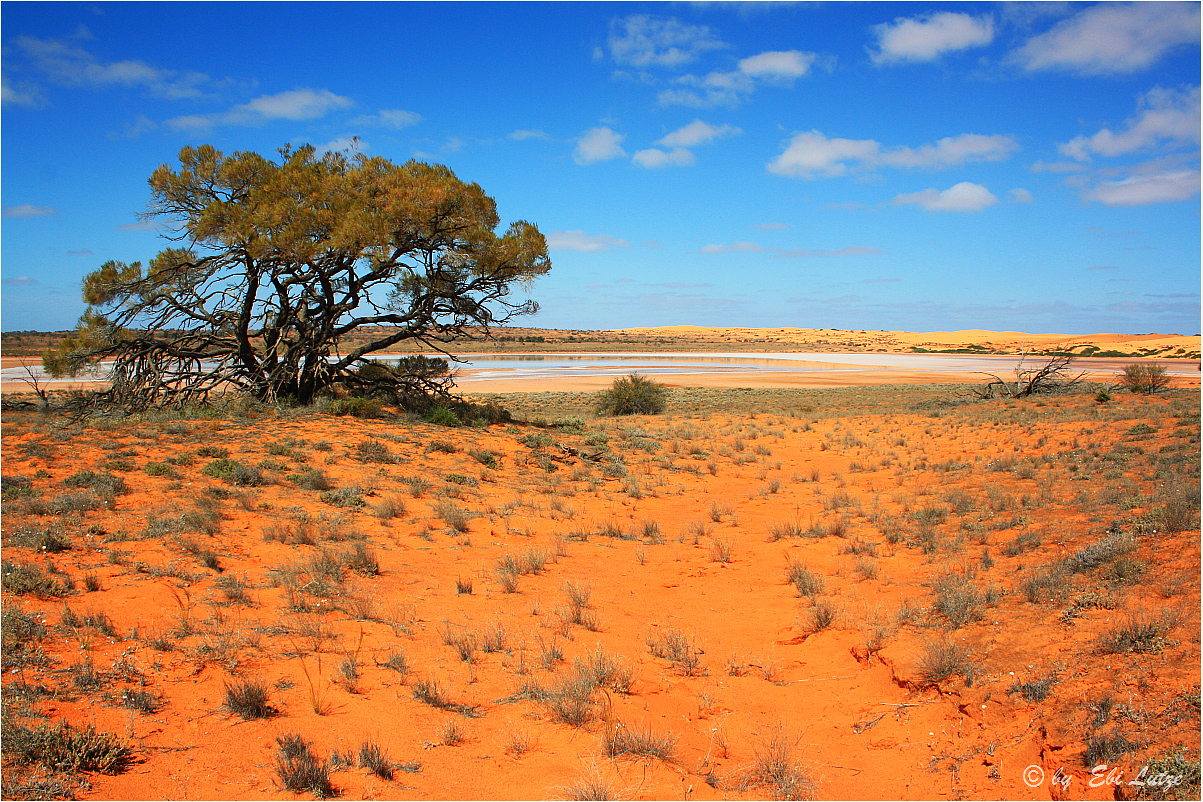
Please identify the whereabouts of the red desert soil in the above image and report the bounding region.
[1,381,1199,800]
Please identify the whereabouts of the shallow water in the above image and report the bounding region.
[3,350,1196,388]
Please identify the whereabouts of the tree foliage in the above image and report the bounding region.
[595,374,668,416]
[45,144,550,409]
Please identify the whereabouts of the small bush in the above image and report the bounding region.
[602,722,677,762]
[224,678,273,720]
[329,396,383,418]
[275,733,334,798]
[426,406,461,427]
[355,439,396,464]
[1118,363,1170,394]
[917,638,977,686]
[595,374,668,416]
[2,720,132,774]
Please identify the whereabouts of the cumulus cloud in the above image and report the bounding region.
[632,147,695,168]
[574,126,627,165]
[659,49,824,107]
[11,35,214,99]
[166,88,354,130]
[3,204,58,218]
[656,120,741,148]
[547,230,630,252]
[892,182,999,212]
[871,12,994,64]
[1009,188,1034,203]
[1060,85,1200,160]
[348,109,422,129]
[1011,2,1200,74]
[737,50,818,80]
[1085,170,1200,206]
[768,131,1017,178]
[605,15,725,68]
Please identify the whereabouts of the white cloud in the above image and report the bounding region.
[892,182,999,212]
[632,147,695,168]
[574,126,626,165]
[546,230,631,252]
[1009,188,1035,203]
[656,120,741,148]
[3,204,57,218]
[12,35,213,99]
[2,276,39,286]
[660,49,824,107]
[699,242,768,254]
[1011,2,1200,74]
[871,12,994,64]
[879,134,1019,169]
[737,50,818,80]
[2,77,40,105]
[166,88,354,130]
[768,131,879,178]
[1086,170,1200,206]
[606,15,725,68]
[508,129,550,141]
[1060,85,1200,160]
[768,131,1017,178]
[349,109,422,129]
[321,136,367,155]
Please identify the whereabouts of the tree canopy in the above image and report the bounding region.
[45,144,550,409]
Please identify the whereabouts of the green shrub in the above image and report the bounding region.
[329,396,383,418]
[2,720,132,774]
[1119,363,1170,394]
[200,459,265,486]
[425,406,461,427]
[595,374,668,416]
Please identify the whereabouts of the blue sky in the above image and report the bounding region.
[2,1,1200,335]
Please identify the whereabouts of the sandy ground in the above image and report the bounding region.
[2,383,1199,801]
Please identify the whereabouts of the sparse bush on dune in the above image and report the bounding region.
[595,374,667,416]
[1119,363,1170,395]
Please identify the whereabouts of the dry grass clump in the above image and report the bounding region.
[601,721,677,762]
[647,625,703,676]
[738,725,815,801]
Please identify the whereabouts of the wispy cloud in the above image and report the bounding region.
[892,182,999,212]
[604,14,726,69]
[10,35,215,99]
[1009,188,1034,203]
[870,12,994,64]
[508,129,550,141]
[699,241,768,254]
[1085,169,1200,207]
[656,120,740,148]
[2,275,39,286]
[1010,2,1200,74]
[3,204,57,218]
[166,88,354,130]
[574,126,627,165]
[547,230,630,252]
[1060,85,1199,160]
[775,246,887,258]
[659,49,825,107]
[768,131,1017,178]
[632,147,694,168]
[348,109,422,129]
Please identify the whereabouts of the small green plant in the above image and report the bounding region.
[426,406,461,427]
[595,374,668,416]
[355,439,396,464]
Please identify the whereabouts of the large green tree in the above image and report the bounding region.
[45,144,550,408]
